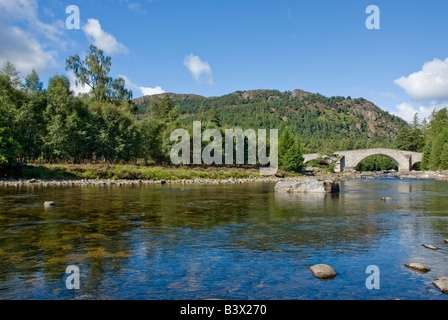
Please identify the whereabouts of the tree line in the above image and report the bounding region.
[1,45,446,175]
[389,109,447,170]
[0,46,304,175]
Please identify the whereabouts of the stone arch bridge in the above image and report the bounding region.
[303,148,423,172]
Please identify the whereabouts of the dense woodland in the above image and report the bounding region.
[1,46,447,177]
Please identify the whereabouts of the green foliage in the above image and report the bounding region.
[281,138,304,173]
[207,104,221,127]
[421,108,448,171]
[0,61,21,88]
[0,118,19,170]
[356,155,398,171]
[91,101,141,163]
[0,73,22,170]
[394,126,424,152]
[140,95,183,164]
[0,61,142,168]
[278,128,304,173]
[24,69,43,92]
[65,45,132,103]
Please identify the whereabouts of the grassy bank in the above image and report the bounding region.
[4,163,298,181]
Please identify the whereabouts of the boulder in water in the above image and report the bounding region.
[309,264,337,279]
[423,244,439,250]
[275,179,339,193]
[44,201,57,207]
[405,262,430,273]
[433,277,448,294]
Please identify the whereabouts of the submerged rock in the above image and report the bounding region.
[433,277,448,294]
[405,262,431,273]
[309,264,337,279]
[423,244,440,250]
[444,239,448,244]
[275,179,339,193]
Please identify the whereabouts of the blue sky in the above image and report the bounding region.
[1,0,448,122]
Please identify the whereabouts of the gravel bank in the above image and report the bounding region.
[1,170,447,187]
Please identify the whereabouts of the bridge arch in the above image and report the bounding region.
[303,149,423,172]
[411,161,422,171]
[353,153,399,171]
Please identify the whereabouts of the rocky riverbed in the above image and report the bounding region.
[1,170,447,187]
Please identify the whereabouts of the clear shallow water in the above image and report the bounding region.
[0,177,447,300]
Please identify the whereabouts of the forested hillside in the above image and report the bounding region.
[134,89,408,154]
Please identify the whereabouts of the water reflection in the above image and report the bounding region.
[0,178,447,300]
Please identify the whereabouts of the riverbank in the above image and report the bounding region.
[314,169,448,181]
[0,176,294,187]
[1,166,447,187]
[0,163,300,187]
[2,163,298,180]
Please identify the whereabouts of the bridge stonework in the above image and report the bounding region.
[303,148,423,173]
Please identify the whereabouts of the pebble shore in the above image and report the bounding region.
[1,170,447,187]
[0,176,296,187]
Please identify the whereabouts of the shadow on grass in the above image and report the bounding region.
[6,164,79,180]
[3,163,299,181]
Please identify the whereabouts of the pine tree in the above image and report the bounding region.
[281,137,304,173]
[421,108,448,170]
[207,104,221,127]
[279,129,304,172]
[24,69,43,92]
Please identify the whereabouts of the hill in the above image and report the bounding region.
[133,89,408,153]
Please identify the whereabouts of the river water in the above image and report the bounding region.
[0,177,447,300]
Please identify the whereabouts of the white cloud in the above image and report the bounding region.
[394,57,448,101]
[183,53,213,84]
[393,102,446,123]
[82,19,129,55]
[140,86,166,96]
[393,57,448,123]
[119,75,165,97]
[0,0,64,42]
[0,0,63,74]
[393,103,420,123]
[68,73,165,98]
[0,26,57,74]
[0,0,38,23]
[67,71,91,96]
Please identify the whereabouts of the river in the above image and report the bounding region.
[0,177,447,300]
